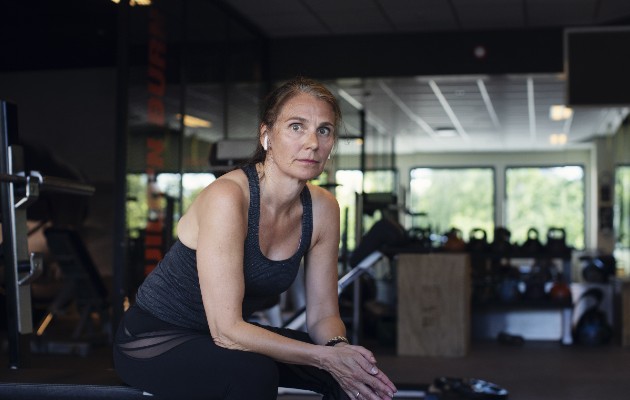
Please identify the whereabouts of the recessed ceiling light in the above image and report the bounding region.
[549,133,568,145]
[177,114,212,128]
[434,127,458,138]
[550,105,573,121]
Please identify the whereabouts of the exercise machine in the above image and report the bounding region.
[0,100,148,399]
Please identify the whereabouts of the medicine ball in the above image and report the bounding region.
[573,288,612,346]
[580,255,616,284]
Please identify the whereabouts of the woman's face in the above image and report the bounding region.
[262,92,336,181]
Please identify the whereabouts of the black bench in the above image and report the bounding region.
[0,368,150,399]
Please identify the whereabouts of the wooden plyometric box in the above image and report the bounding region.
[397,253,471,357]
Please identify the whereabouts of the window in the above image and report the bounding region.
[409,168,494,242]
[335,169,398,251]
[126,172,215,238]
[505,166,585,249]
[615,165,630,275]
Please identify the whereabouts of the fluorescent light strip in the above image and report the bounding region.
[477,79,502,131]
[562,112,573,139]
[377,80,437,138]
[337,88,389,135]
[337,89,363,111]
[527,77,536,142]
[429,80,469,140]
[366,112,388,135]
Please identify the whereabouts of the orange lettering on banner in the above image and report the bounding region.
[147,97,165,125]
[143,6,168,276]
[146,138,165,168]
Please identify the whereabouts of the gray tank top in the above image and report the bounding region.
[135,164,313,331]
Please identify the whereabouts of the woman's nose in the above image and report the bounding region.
[304,129,319,150]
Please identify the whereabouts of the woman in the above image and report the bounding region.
[113,77,397,400]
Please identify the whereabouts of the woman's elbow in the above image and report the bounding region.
[209,321,247,351]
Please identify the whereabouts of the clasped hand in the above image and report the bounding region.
[324,343,397,399]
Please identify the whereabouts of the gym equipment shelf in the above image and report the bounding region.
[469,250,574,344]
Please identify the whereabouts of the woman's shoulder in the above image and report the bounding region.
[306,182,339,214]
[200,169,249,205]
[177,169,248,247]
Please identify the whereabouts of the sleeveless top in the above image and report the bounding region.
[135,164,313,331]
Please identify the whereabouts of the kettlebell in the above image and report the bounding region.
[495,263,522,303]
[573,288,612,346]
[520,227,544,255]
[546,227,568,255]
[491,227,513,254]
[523,259,554,301]
[549,273,572,303]
[580,256,607,283]
[409,226,433,250]
[444,227,466,252]
[467,228,489,253]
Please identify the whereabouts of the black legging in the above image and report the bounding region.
[113,304,348,400]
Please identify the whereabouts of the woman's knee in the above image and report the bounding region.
[223,353,279,399]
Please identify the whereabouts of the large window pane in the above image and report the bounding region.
[506,166,585,249]
[335,170,363,251]
[615,166,630,276]
[409,168,494,241]
[335,169,399,252]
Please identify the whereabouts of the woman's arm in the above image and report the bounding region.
[195,179,396,399]
[302,185,397,399]
[303,186,344,345]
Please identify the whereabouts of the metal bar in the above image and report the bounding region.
[1,101,22,368]
[39,176,95,196]
[0,173,94,196]
[0,102,33,368]
[112,0,130,334]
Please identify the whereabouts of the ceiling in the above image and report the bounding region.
[2,1,630,155]
[222,0,630,153]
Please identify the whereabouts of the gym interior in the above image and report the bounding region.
[1,1,630,399]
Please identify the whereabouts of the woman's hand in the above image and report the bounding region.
[322,343,397,399]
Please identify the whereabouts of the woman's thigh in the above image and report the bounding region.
[114,307,279,400]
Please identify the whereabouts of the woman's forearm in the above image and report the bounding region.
[212,319,330,368]
[307,315,348,345]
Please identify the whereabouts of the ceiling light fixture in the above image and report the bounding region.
[177,114,212,128]
[550,105,573,121]
[434,127,458,138]
[111,0,152,6]
[549,133,568,145]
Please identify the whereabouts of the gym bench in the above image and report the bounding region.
[0,368,150,399]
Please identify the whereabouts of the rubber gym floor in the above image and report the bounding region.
[1,320,629,400]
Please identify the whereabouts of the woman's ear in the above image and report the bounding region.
[259,124,269,150]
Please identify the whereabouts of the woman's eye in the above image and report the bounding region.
[317,127,331,136]
[290,124,301,132]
